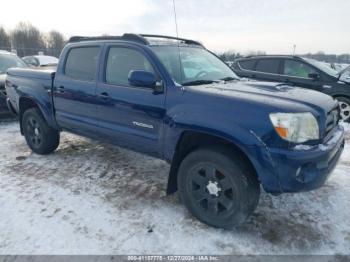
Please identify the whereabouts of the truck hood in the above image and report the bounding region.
[186,80,337,113]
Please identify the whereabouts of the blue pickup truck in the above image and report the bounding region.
[5,34,345,228]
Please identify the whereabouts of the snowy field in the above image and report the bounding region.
[0,120,349,255]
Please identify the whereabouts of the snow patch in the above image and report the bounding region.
[0,121,350,255]
[340,121,350,132]
[293,144,313,151]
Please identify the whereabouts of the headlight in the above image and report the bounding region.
[269,112,319,143]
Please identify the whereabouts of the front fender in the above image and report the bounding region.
[163,110,281,192]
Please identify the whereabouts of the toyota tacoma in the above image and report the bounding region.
[5,34,345,228]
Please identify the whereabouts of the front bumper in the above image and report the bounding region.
[261,125,345,193]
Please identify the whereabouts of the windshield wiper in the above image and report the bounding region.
[182,80,218,86]
[220,76,237,82]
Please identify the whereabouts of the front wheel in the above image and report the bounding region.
[177,147,260,229]
[22,108,60,154]
[337,96,350,122]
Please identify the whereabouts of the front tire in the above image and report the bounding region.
[177,147,260,229]
[337,96,350,123]
[22,108,60,154]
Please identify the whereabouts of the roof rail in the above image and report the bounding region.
[140,34,204,47]
[242,54,301,59]
[68,34,149,45]
[68,33,203,47]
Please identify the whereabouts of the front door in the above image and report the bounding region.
[96,45,166,156]
[281,59,322,90]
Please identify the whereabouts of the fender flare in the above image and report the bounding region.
[17,86,58,133]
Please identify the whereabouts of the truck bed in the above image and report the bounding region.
[6,67,56,115]
[7,67,55,81]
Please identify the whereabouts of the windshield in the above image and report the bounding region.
[0,53,27,74]
[150,46,238,85]
[303,58,339,77]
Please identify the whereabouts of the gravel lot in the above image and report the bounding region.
[0,120,349,255]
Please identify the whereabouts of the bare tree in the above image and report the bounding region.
[217,51,243,61]
[0,26,11,50]
[10,22,46,57]
[46,30,66,57]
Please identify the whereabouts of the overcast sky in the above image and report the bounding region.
[1,0,349,54]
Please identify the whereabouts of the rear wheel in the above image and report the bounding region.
[177,147,260,229]
[22,108,60,154]
[337,97,350,122]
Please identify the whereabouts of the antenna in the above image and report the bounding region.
[172,0,180,39]
[172,0,183,84]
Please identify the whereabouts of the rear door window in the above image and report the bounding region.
[255,59,280,74]
[238,59,256,70]
[283,59,317,78]
[65,47,100,81]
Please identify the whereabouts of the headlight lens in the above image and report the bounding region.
[269,112,319,143]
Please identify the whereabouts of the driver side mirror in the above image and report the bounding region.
[128,70,163,93]
[308,73,320,81]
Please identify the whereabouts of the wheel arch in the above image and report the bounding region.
[166,129,260,195]
[333,94,350,100]
[18,96,57,135]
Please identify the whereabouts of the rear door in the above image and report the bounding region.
[253,58,283,82]
[96,44,166,156]
[234,59,257,78]
[281,59,323,90]
[53,45,101,134]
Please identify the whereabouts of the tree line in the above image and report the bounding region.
[1,22,349,64]
[0,22,66,57]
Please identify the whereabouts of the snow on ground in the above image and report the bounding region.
[0,120,349,255]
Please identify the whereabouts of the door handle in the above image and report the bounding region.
[99,92,109,100]
[57,86,65,93]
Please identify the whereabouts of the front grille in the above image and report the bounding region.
[325,107,340,136]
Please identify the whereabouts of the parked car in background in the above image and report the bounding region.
[0,50,27,116]
[5,34,345,228]
[22,55,59,67]
[232,55,350,122]
[339,65,350,83]
[330,63,349,72]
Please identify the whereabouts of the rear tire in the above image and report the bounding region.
[177,146,260,229]
[337,96,350,123]
[22,108,60,154]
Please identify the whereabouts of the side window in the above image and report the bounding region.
[283,60,317,78]
[238,59,256,70]
[255,59,280,74]
[33,58,39,66]
[65,47,100,81]
[105,47,155,86]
